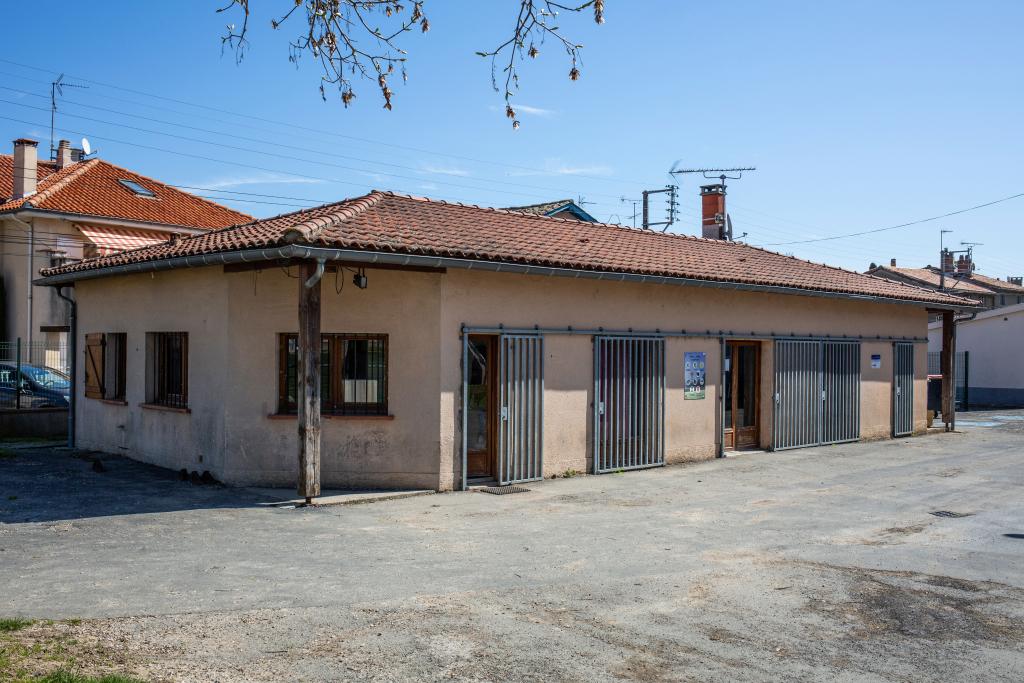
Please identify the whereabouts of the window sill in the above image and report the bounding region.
[140,403,191,414]
[98,398,128,406]
[267,413,394,421]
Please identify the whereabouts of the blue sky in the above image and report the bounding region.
[1,1,1021,275]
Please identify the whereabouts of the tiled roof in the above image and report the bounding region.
[0,155,251,229]
[40,191,975,307]
[958,271,1024,294]
[869,266,994,296]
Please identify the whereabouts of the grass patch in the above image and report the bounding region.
[0,618,33,632]
[34,670,145,683]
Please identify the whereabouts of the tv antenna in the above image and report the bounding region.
[620,195,641,228]
[50,74,88,159]
[669,164,756,240]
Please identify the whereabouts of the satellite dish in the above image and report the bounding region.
[81,138,91,156]
[726,214,734,240]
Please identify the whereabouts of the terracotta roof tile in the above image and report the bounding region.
[41,191,976,307]
[0,155,251,229]
[869,266,994,296]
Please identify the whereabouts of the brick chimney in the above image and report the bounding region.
[12,138,38,199]
[700,184,726,240]
[940,249,954,274]
[55,139,74,169]
[956,254,973,276]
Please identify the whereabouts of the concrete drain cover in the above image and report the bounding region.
[480,486,530,495]
[930,510,972,518]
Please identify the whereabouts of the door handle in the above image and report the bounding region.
[501,407,509,421]
[598,401,605,416]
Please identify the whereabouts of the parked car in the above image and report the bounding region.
[0,363,71,409]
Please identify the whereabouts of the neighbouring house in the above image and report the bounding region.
[35,190,974,493]
[866,255,1024,312]
[0,137,251,366]
[504,198,597,222]
[928,303,1024,409]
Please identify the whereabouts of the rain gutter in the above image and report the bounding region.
[34,244,978,311]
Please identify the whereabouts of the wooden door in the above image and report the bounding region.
[466,335,497,479]
[724,341,761,449]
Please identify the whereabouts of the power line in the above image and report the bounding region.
[760,192,1024,246]
[0,58,660,187]
[0,87,643,202]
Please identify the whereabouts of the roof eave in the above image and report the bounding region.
[1,207,215,234]
[34,245,980,311]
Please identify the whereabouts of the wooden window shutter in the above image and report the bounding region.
[84,333,106,399]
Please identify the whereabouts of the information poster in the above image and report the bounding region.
[684,351,706,400]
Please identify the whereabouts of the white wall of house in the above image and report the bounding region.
[928,303,1024,407]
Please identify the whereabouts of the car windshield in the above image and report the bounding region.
[22,366,70,391]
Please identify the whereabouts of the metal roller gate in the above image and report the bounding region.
[773,340,862,450]
[893,342,914,437]
[593,336,665,473]
[497,334,544,485]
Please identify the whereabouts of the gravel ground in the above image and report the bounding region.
[2,411,1023,682]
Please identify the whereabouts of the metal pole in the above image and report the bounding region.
[718,336,726,457]
[460,329,468,491]
[15,337,21,411]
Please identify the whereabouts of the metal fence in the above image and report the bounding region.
[0,339,71,410]
[927,350,968,410]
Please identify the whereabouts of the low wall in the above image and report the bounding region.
[0,408,68,439]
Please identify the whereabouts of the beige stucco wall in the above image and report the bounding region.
[437,269,929,487]
[73,263,931,492]
[75,267,230,473]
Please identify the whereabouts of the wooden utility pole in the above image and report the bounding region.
[297,260,322,502]
[940,310,955,432]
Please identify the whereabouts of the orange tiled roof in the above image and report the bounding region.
[40,191,976,307]
[0,155,251,229]
[869,266,994,296]
[959,271,1024,294]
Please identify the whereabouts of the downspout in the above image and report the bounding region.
[55,285,76,448]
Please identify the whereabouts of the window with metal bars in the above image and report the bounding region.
[147,332,188,409]
[278,333,388,416]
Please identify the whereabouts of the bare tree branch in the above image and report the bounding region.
[217,1,603,126]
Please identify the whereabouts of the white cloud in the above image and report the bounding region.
[420,164,470,177]
[418,182,439,191]
[507,159,613,178]
[186,173,325,190]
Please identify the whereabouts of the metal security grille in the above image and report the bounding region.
[593,337,665,473]
[893,342,914,437]
[773,340,822,450]
[773,340,862,450]
[822,341,861,444]
[497,335,544,485]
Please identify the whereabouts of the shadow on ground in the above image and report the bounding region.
[0,445,265,523]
